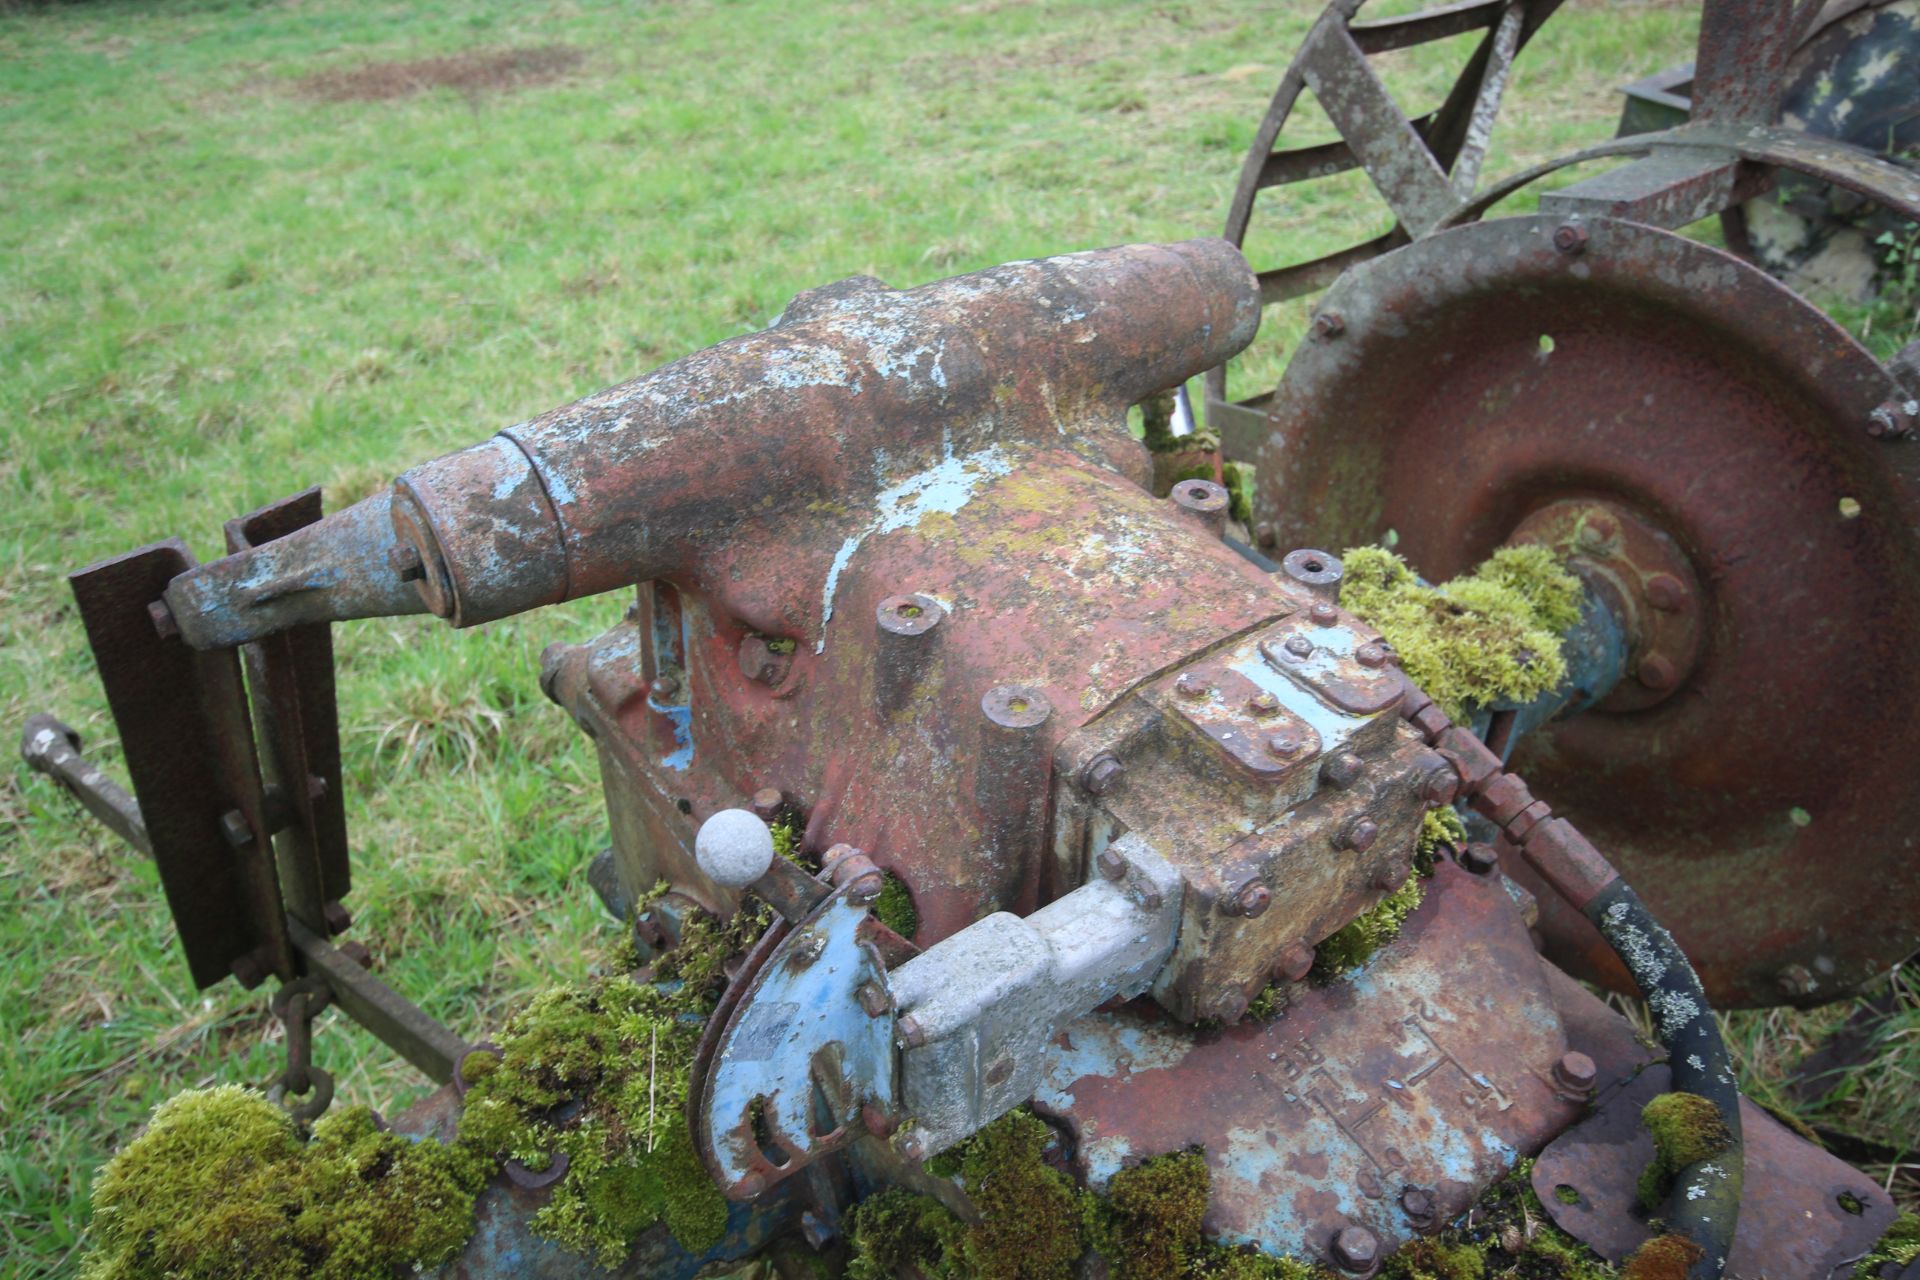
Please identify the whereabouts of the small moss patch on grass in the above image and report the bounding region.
[1339,545,1583,721]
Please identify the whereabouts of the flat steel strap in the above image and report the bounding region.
[225,487,350,917]
[1299,22,1457,235]
[69,540,291,987]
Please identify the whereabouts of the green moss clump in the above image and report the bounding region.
[952,1109,1088,1280]
[1416,807,1466,876]
[1853,1211,1920,1278]
[1620,1234,1702,1280]
[1383,1239,1486,1280]
[457,901,770,1264]
[1223,460,1257,528]
[1096,1149,1211,1279]
[1635,1093,1732,1212]
[82,1088,490,1280]
[1188,1247,1328,1279]
[1138,391,1219,456]
[1313,874,1425,979]
[846,1189,967,1280]
[874,870,920,939]
[1339,544,1583,721]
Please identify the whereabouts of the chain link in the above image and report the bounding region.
[266,974,335,1123]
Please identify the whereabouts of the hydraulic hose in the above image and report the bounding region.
[1403,678,1743,1279]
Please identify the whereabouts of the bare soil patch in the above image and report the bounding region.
[294,44,583,103]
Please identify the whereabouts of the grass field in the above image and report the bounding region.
[2,0,1914,1274]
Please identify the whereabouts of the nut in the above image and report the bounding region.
[1459,842,1500,875]
[1422,765,1461,808]
[1174,672,1211,699]
[321,900,353,936]
[1400,1187,1436,1225]
[1552,222,1589,254]
[1282,634,1314,659]
[388,542,425,582]
[1095,846,1127,881]
[1312,311,1346,339]
[1553,1050,1598,1093]
[1777,963,1818,998]
[749,786,783,819]
[1577,512,1619,551]
[1267,734,1304,759]
[148,598,180,640]
[219,809,254,850]
[1310,601,1339,626]
[1331,1224,1380,1271]
[1355,643,1388,669]
[1273,941,1316,983]
[1083,754,1126,796]
[1230,880,1271,918]
[1247,691,1281,715]
[1254,521,1277,548]
[1338,818,1380,853]
[1636,653,1678,691]
[856,981,892,1018]
[1869,400,1915,439]
[1643,573,1688,612]
[897,1015,928,1049]
[1323,751,1363,788]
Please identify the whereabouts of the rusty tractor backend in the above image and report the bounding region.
[25,3,1920,1278]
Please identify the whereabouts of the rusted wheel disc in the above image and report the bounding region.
[1254,214,1920,1007]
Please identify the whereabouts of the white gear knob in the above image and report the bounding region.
[695,808,776,888]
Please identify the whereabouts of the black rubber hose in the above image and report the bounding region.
[1584,879,1744,1279]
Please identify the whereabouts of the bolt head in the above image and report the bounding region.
[1247,691,1281,715]
[1636,653,1678,691]
[856,981,891,1018]
[1422,766,1460,808]
[1255,521,1277,549]
[219,809,254,850]
[1324,751,1364,788]
[749,786,784,819]
[1232,880,1271,918]
[147,598,181,641]
[1870,400,1914,439]
[1552,222,1589,254]
[897,1015,928,1049]
[388,542,425,581]
[1553,1050,1598,1092]
[1644,573,1688,612]
[1340,818,1380,853]
[1267,734,1303,759]
[651,672,684,700]
[1577,512,1619,550]
[1095,846,1128,881]
[1355,643,1388,668]
[1312,311,1346,339]
[321,900,353,936]
[1400,1188,1436,1222]
[1310,601,1339,625]
[1274,941,1316,983]
[1174,672,1211,699]
[338,940,373,969]
[1332,1224,1380,1270]
[1282,634,1314,659]
[1459,842,1500,875]
[1084,755,1126,796]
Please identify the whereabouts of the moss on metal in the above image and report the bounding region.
[1338,544,1583,721]
[1634,1092,1733,1212]
[1853,1212,1920,1278]
[81,1087,491,1280]
[873,870,920,939]
[1381,1160,1616,1280]
[82,895,773,1278]
[1619,1234,1703,1280]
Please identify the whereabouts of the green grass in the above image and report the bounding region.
[4,0,1910,1274]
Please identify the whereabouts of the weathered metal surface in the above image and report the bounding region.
[20,714,150,856]
[696,886,896,1198]
[69,540,293,988]
[1298,23,1456,235]
[1533,1063,1897,1276]
[1031,859,1585,1267]
[225,488,351,929]
[883,834,1182,1160]
[1253,212,1920,1007]
[1537,144,1773,229]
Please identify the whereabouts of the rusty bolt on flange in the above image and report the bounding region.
[1174,672,1211,699]
[1247,691,1281,715]
[1095,846,1128,882]
[1636,653,1679,691]
[1309,601,1339,626]
[1274,941,1316,983]
[1576,512,1619,552]
[387,542,426,582]
[1323,751,1364,788]
[1421,765,1461,808]
[856,981,892,1018]
[1459,842,1500,875]
[1331,1224,1381,1272]
[1083,754,1126,796]
[1643,573,1689,612]
[749,787,784,819]
[1552,222,1589,255]
[1552,1050,1598,1094]
[147,599,180,641]
[1267,733,1304,759]
[1338,817,1380,853]
[1312,311,1347,340]
[1228,879,1271,918]
[1868,399,1916,439]
[1281,634,1315,660]
[1355,642,1388,669]
[1400,1187,1437,1228]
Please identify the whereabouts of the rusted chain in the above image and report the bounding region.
[267,974,335,1123]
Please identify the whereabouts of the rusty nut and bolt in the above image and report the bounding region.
[1247,691,1281,715]
[1267,734,1304,759]
[1552,1050,1598,1094]
[749,787,783,819]
[1323,751,1364,788]
[1312,311,1347,339]
[1175,672,1211,699]
[1576,512,1619,551]
[148,598,181,641]
[1459,842,1500,875]
[1331,1223,1381,1271]
[1310,601,1339,626]
[1274,941,1316,983]
[1552,222,1589,255]
[1643,573,1688,613]
[896,1015,929,1049]
[1095,846,1128,882]
[1083,754,1127,796]
[1636,654,1679,691]
[1400,1187,1436,1225]
[1338,817,1380,853]
[856,981,892,1018]
[388,542,426,582]
[1282,634,1315,660]
[1421,765,1461,808]
[1355,642,1388,669]
[1869,399,1915,439]
[1229,880,1272,918]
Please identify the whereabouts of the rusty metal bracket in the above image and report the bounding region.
[68,540,293,988]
